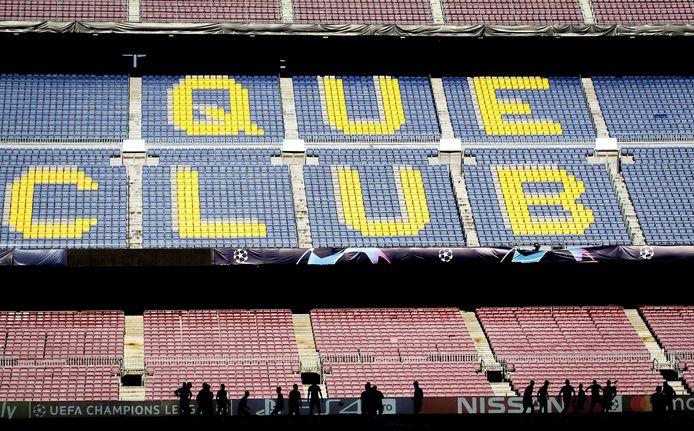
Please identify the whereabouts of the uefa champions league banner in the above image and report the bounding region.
[0,398,408,418]
[212,246,694,265]
[213,247,511,265]
[4,396,694,418]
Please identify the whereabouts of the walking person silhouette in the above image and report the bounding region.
[522,380,535,414]
[537,380,550,414]
[271,387,284,415]
[558,380,575,414]
[238,390,251,416]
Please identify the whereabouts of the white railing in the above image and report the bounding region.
[0,356,122,367]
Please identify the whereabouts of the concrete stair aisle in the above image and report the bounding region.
[581,78,609,138]
[119,386,145,401]
[293,314,327,397]
[439,153,480,247]
[128,77,142,140]
[280,0,294,22]
[430,78,455,140]
[123,154,146,249]
[288,160,313,248]
[607,158,646,245]
[624,309,669,366]
[429,0,445,24]
[490,382,517,397]
[666,380,689,396]
[460,311,515,396]
[578,0,596,24]
[280,78,299,140]
[120,315,146,401]
[128,0,140,22]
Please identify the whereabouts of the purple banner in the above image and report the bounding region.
[213,246,694,265]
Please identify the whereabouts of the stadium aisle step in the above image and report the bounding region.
[441,153,479,247]
[293,313,328,396]
[600,154,646,246]
[581,78,610,139]
[460,311,514,395]
[120,315,146,401]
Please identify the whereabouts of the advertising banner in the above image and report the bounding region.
[3,396,694,419]
[213,246,694,265]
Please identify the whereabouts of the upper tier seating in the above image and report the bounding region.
[464,148,630,247]
[311,308,493,397]
[477,307,662,395]
[0,149,127,248]
[0,74,128,142]
[622,147,694,245]
[2,0,694,25]
[304,149,465,247]
[592,0,694,24]
[0,0,127,21]
[443,77,595,143]
[293,0,432,24]
[442,0,584,25]
[144,309,300,400]
[594,77,694,142]
[0,311,124,401]
[142,75,284,144]
[142,148,298,248]
[140,0,282,22]
[294,76,440,142]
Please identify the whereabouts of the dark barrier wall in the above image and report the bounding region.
[0,33,694,77]
[67,249,211,267]
[0,259,688,312]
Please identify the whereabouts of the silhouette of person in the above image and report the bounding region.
[651,386,664,415]
[575,383,586,413]
[374,385,384,415]
[216,384,228,416]
[412,381,423,414]
[662,381,676,414]
[271,386,284,415]
[537,380,550,414]
[522,380,535,414]
[360,382,373,415]
[307,382,322,415]
[196,382,214,416]
[238,390,251,416]
[558,379,575,414]
[602,380,616,413]
[174,381,192,416]
[288,384,301,416]
[587,379,603,412]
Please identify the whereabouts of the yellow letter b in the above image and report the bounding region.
[494,166,595,235]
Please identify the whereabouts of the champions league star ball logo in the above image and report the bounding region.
[438,248,453,263]
[233,249,249,264]
[639,246,654,260]
[32,404,46,418]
